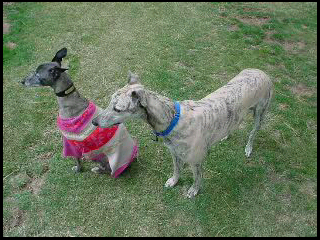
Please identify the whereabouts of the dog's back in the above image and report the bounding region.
[179,69,272,145]
[203,69,272,108]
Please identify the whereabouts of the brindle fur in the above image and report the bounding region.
[92,69,273,198]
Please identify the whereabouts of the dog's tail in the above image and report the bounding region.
[266,81,273,111]
[259,81,273,120]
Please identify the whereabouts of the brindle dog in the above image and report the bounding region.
[92,69,273,198]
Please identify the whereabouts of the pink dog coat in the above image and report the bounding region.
[57,101,138,177]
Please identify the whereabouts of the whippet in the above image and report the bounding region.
[92,69,273,197]
[21,48,138,176]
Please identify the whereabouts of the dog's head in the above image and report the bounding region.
[21,48,68,87]
[92,71,148,128]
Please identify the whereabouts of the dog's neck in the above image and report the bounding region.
[54,73,89,118]
[142,90,176,133]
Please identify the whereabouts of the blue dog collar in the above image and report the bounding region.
[154,101,181,137]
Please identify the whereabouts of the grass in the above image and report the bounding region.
[3,2,317,236]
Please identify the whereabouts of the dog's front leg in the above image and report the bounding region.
[165,154,182,188]
[187,163,202,198]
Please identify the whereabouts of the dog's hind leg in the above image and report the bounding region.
[187,163,202,198]
[165,154,182,188]
[72,158,82,173]
[245,98,269,157]
[91,156,111,174]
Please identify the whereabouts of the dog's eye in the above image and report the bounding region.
[113,107,121,112]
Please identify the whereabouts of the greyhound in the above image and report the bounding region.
[92,69,273,197]
[21,48,138,176]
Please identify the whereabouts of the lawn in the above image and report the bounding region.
[3,2,317,236]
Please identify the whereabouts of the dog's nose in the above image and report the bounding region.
[21,79,25,85]
[92,118,99,126]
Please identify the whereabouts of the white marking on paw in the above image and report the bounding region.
[165,177,178,188]
[220,136,228,142]
[187,186,199,198]
[245,145,252,157]
[72,166,81,173]
[91,167,100,174]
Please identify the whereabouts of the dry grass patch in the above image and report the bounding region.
[3,13,11,34]
[283,41,306,53]
[278,103,289,111]
[26,177,46,195]
[289,83,316,97]
[3,21,11,34]
[3,197,26,233]
[5,41,17,49]
[263,30,277,43]
[227,24,239,32]
[7,207,26,230]
[237,16,271,26]
[9,173,31,191]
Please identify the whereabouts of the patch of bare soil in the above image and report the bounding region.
[242,7,269,13]
[263,30,277,44]
[27,177,46,195]
[3,22,10,34]
[276,213,292,224]
[3,13,10,34]
[5,42,17,49]
[278,103,289,111]
[4,172,47,233]
[9,173,31,190]
[306,120,317,131]
[299,180,317,199]
[3,3,14,34]
[237,16,271,26]
[268,167,288,184]
[283,41,306,53]
[3,197,26,232]
[10,207,25,228]
[227,24,239,32]
[3,3,18,49]
[289,83,315,97]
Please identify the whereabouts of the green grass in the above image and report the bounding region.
[3,2,317,236]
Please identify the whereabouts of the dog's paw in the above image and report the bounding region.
[91,167,100,174]
[186,186,199,198]
[220,135,228,142]
[72,166,81,173]
[245,144,252,158]
[165,177,178,188]
[91,166,108,174]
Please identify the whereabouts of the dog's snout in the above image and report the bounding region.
[21,79,26,85]
[92,118,99,126]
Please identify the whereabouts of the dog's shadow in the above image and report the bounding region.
[117,157,140,178]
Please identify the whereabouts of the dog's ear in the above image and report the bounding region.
[52,47,67,65]
[49,66,68,79]
[131,89,147,107]
[128,71,140,85]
